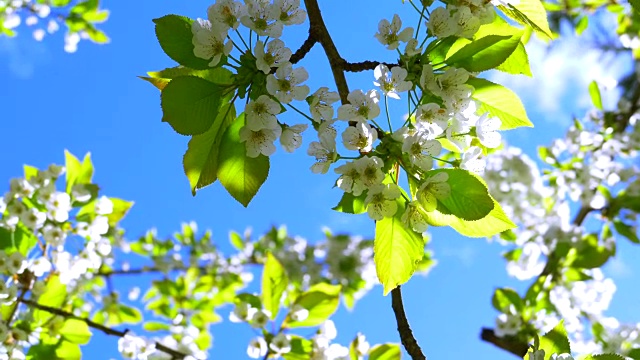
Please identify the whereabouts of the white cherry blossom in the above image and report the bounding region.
[417,172,450,211]
[341,121,378,152]
[270,333,292,354]
[402,134,442,171]
[373,65,412,99]
[308,134,338,174]
[254,39,292,74]
[270,0,306,25]
[427,7,458,38]
[207,0,244,32]
[241,0,283,38]
[266,62,310,103]
[191,18,233,67]
[309,87,340,122]
[460,146,486,173]
[414,103,450,138]
[364,183,401,220]
[245,95,281,131]
[337,90,380,122]
[280,124,308,153]
[374,14,413,50]
[402,201,429,232]
[247,337,268,358]
[476,113,502,148]
[239,125,282,158]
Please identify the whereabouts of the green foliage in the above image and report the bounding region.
[538,321,571,356]
[430,168,494,221]
[332,191,368,214]
[468,77,533,130]
[153,15,212,70]
[284,283,341,328]
[374,199,425,295]
[161,76,232,135]
[492,287,524,313]
[217,113,270,207]
[588,80,604,110]
[446,32,524,73]
[368,344,401,360]
[499,0,553,39]
[34,276,68,325]
[64,150,93,193]
[262,253,288,319]
[59,319,92,345]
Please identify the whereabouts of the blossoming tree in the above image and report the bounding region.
[1,0,640,359]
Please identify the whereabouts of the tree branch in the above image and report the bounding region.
[303,0,350,103]
[343,60,398,72]
[391,286,426,360]
[480,328,529,357]
[21,299,188,359]
[290,31,317,64]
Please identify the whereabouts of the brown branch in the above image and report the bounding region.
[391,286,426,360]
[303,0,350,104]
[480,328,529,357]
[290,31,317,64]
[21,299,188,359]
[343,61,398,73]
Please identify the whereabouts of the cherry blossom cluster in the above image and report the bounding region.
[0,0,94,52]
[189,0,513,226]
[483,102,640,355]
[0,162,127,357]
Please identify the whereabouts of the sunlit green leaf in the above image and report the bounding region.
[375,200,425,295]
[217,113,270,207]
[59,319,92,345]
[153,15,211,70]
[468,77,533,130]
[262,253,288,320]
[284,283,341,328]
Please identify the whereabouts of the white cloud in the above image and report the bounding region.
[0,35,49,79]
[489,34,628,125]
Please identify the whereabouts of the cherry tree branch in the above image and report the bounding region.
[20,299,188,359]
[391,286,426,360]
[290,32,317,64]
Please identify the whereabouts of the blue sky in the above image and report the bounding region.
[1,2,638,359]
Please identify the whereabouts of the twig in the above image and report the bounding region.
[290,31,317,64]
[343,61,398,72]
[21,299,188,359]
[303,0,350,103]
[480,328,528,357]
[391,286,426,360]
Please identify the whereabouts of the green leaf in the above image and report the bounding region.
[55,341,82,359]
[183,102,236,195]
[446,33,523,73]
[374,200,425,295]
[262,253,288,320]
[217,113,270,207]
[499,0,552,40]
[368,344,401,360]
[283,336,314,360]
[161,76,229,135]
[492,288,523,313]
[630,0,640,14]
[588,80,603,110]
[34,275,67,325]
[613,219,639,244]
[64,150,93,193]
[52,0,72,5]
[569,234,613,269]
[59,319,92,345]
[142,66,234,91]
[106,198,134,227]
[468,77,533,130]
[627,348,640,360]
[153,15,211,70]
[424,173,516,238]
[539,321,571,356]
[332,191,367,214]
[428,168,494,221]
[229,231,245,250]
[85,27,109,43]
[107,304,143,326]
[469,17,531,76]
[143,321,171,332]
[284,283,341,328]
[0,223,38,256]
[586,355,628,360]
